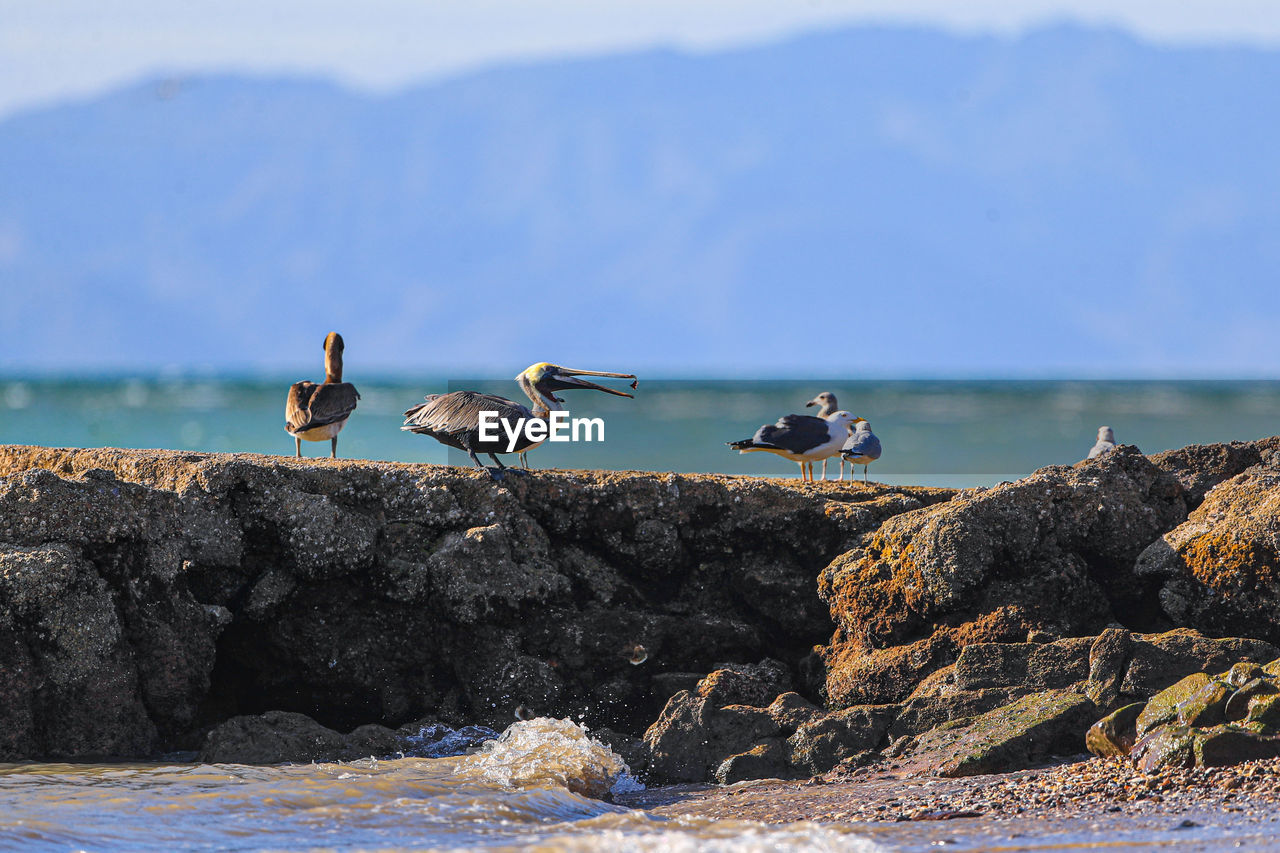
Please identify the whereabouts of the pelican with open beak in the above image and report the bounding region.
[402,363,635,479]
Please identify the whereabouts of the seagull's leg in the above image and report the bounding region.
[821,459,828,480]
[331,437,338,459]
[863,465,869,483]
[839,459,846,481]
[295,437,301,458]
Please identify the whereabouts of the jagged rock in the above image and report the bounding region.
[1125,660,1280,771]
[1086,627,1132,708]
[0,446,950,761]
[643,666,813,783]
[953,638,1092,692]
[1247,693,1280,727]
[786,704,898,775]
[1224,678,1277,722]
[199,710,403,763]
[1086,702,1143,757]
[1148,437,1280,507]
[1132,726,1196,772]
[897,690,1098,777]
[715,739,789,784]
[1136,468,1280,646]
[1136,673,1213,737]
[819,448,1186,706]
[887,690,1022,740]
[1120,630,1278,697]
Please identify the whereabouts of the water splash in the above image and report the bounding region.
[402,723,498,758]
[457,717,641,800]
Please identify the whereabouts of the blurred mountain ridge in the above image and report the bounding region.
[2,23,1278,376]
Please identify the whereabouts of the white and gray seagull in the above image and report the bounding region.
[729,410,860,483]
[805,391,842,480]
[1087,425,1117,459]
[840,418,881,483]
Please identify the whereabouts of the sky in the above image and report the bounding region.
[5,0,1280,121]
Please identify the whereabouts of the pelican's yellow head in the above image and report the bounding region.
[515,362,637,405]
[518,362,555,384]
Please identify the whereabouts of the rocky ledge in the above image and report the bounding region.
[0,445,947,761]
[2,438,1278,784]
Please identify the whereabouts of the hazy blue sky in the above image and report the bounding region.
[4,0,1280,119]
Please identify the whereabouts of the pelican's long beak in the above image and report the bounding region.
[545,367,636,398]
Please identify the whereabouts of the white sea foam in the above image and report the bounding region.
[456,717,642,800]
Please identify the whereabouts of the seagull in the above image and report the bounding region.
[840,418,881,483]
[805,391,841,480]
[729,410,860,482]
[1088,426,1117,459]
[284,332,360,458]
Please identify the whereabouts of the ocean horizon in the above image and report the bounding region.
[2,377,1276,487]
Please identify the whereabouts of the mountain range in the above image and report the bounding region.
[2,24,1278,376]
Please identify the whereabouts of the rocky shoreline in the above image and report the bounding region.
[2,439,1279,793]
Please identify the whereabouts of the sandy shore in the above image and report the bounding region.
[621,757,1280,849]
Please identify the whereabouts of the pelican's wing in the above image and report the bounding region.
[285,381,318,432]
[301,382,360,429]
[402,390,531,436]
[751,414,830,453]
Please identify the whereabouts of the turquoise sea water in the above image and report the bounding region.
[1,377,1277,486]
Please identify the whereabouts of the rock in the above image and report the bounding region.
[786,705,898,775]
[953,638,1092,692]
[1246,693,1280,727]
[1125,659,1280,771]
[887,690,1022,740]
[1194,727,1280,766]
[1120,630,1278,698]
[820,448,1186,706]
[1148,437,1280,508]
[1086,627,1133,708]
[0,445,952,760]
[199,710,401,764]
[1132,726,1197,772]
[643,665,804,783]
[1136,468,1280,646]
[898,690,1098,777]
[715,739,789,784]
[1136,673,1213,737]
[1224,678,1277,722]
[1174,680,1232,728]
[1086,702,1144,757]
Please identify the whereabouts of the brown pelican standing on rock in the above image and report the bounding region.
[1088,426,1118,459]
[402,362,636,479]
[805,391,840,479]
[840,418,880,483]
[728,410,860,482]
[284,332,360,458]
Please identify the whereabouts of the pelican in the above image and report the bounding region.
[284,332,360,458]
[728,410,860,482]
[804,391,840,479]
[402,362,635,479]
[1088,426,1117,459]
[840,418,881,483]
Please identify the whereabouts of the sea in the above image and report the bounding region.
[2,377,1279,851]
[2,377,1278,486]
